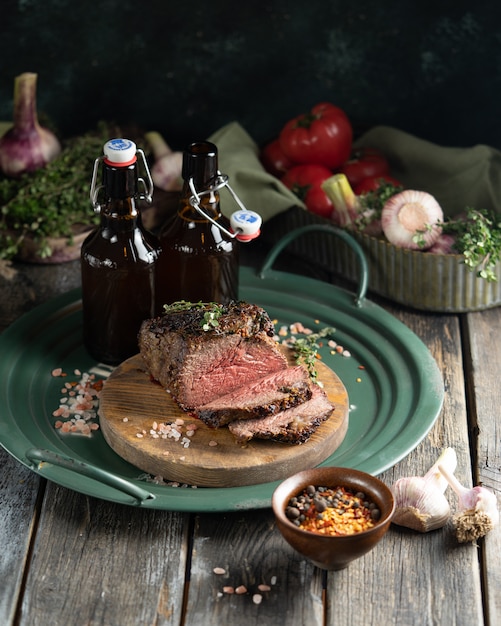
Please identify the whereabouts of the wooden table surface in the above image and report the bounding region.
[0,253,500,626]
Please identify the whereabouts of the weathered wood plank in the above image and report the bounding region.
[0,449,41,626]
[19,482,190,626]
[323,308,484,626]
[464,307,501,626]
[184,509,324,626]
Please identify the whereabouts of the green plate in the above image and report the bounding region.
[0,229,444,511]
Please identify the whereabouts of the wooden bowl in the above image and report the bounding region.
[272,467,395,570]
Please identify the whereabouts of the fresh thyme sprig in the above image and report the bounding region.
[291,326,336,381]
[163,301,223,331]
[442,208,501,281]
[354,180,403,231]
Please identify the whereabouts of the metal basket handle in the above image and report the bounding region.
[258,225,369,307]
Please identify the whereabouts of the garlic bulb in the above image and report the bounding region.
[381,189,443,250]
[0,72,61,177]
[145,131,183,192]
[391,447,457,532]
[438,463,499,543]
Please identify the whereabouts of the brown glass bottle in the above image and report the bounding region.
[156,141,239,309]
[81,139,161,365]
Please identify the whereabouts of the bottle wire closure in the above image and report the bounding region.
[188,173,262,242]
[89,143,154,213]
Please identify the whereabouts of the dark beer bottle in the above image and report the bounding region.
[156,141,239,308]
[81,138,161,365]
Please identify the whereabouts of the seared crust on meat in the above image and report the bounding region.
[139,301,336,444]
[138,301,287,410]
[228,384,334,444]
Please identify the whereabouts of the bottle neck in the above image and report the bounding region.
[102,162,139,217]
[179,179,221,221]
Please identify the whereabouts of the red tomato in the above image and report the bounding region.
[354,174,403,195]
[281,164,333,218]
[260,138,294,177]
[279,102,353,170]
[338,147,389,188]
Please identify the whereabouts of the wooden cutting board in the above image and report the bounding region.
[99,350,349,487]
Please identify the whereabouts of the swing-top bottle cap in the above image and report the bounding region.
[103,138,137,166]
[230,210,262,241]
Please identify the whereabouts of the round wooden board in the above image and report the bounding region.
[99,350,349,487]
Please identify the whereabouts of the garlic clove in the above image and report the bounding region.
[391,476,451,532]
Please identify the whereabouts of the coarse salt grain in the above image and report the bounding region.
[223,586,234,594]
[235,585,247,595]
[258,584,271,592]
[252,594,263,605]
[52,369,103,436]
[213,567,226,575]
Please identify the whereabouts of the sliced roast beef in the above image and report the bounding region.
[138,301,287,410]
[228,384,335,444]
[195,365,312,428]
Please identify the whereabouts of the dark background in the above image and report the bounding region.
[1,0,501,150]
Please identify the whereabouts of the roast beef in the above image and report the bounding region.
[228,383,335,444]
[138,301,288,410]
[195,365,312,427]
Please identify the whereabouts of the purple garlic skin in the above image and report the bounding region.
[0,72,61,177]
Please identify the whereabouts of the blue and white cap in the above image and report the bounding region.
[230,210,262,241]
[103,138,137,166]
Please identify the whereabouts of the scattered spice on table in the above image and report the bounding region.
[286,484,381,535]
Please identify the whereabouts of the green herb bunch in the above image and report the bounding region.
[0,122,117,260]
[443,208,501,281]
[292,326,336,382]
[355,181,403,231]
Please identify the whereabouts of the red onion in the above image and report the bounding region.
[0,72,61,177]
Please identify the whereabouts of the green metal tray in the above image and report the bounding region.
[0,226,444,511]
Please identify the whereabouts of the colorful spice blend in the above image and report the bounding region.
[286,485,381,536]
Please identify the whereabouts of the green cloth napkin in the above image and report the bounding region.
[209,121,305,221]
[354,125,501,218]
